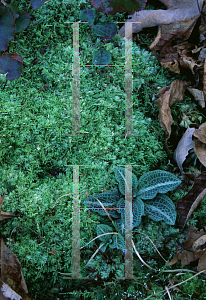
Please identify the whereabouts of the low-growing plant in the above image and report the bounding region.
[78,0,147,66]
[79,8,118,65]
[0,0,147,88]
[84,166,181,253]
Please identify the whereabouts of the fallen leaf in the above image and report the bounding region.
[166,224,206,274]
[0,239,33,300]
[173,126,196,176]
[149,16,198,60]
[187,87,205,108]
[193,122,206,167]
[160,56,180,74]
[176,172,206,229]
[154,79,192,137]
[181,56,202,74]
[158,41,201,74]
[0,211,19,221]
[197,250,206,272]
[204,58,206,101]
[193,234,206,251]
[118,0,203,40]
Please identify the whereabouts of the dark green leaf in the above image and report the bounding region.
[92,49,111,66]
[92,22,117,41]
[79,9,95,25]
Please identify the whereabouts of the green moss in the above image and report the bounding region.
[0,0,200,299]
[175,273,206,299]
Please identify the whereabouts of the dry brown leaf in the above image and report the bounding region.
[156,86,167,98]
[0,211,19,221]
[173,126,196,175]
[176,172,206,229]
[203,58,206,101]
[160,57,180,73]
[197,250,206,272]
[193,122,206,167]
[0,239,33,300]
[187,87,205,108]
[152,28,203,74]
[182,56,202,74]
[191,45,205,53]
[155,86,173,137]
[166,224,206,274]
[185,188,206,229]
[149,26,162,50]
[193,234,206,251]
[193,123,206,143]
[154,80,191,137]
[118,0,203,40]
[150,16,199,59]
[170,42,203,73]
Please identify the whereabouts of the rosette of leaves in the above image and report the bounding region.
[83,167,181,252]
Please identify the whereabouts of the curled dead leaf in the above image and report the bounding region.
[118,0,203,40]
[203,58,206,101]
[182,56,202,74]
[166,224,206,274]
[173,126,196,176]
[154,80,192,137]
[192,234,206,251]
[150,16,199,59]
[160,57,180,74]
[193,122,206,167]
[0,239,33,300]
[187,87,205,108]
[176,172,206,229]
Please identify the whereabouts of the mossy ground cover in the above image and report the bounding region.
[1,0,206,299]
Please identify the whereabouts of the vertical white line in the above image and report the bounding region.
[71,165,80,278]
[125,22,133,135]
[125,165,133,278]
[72,23,80,135]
